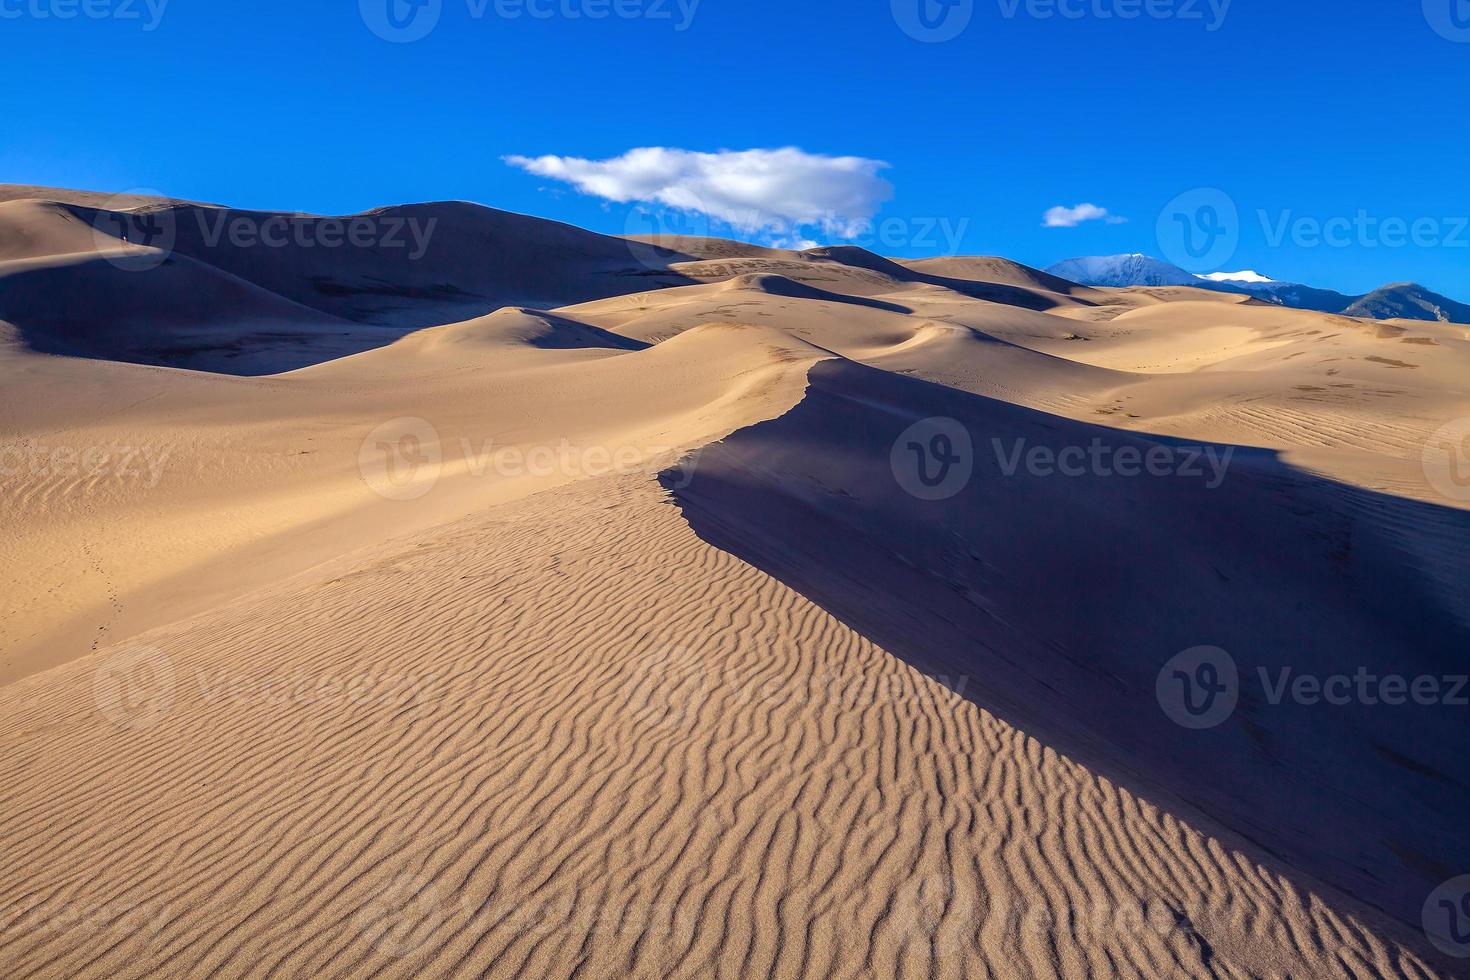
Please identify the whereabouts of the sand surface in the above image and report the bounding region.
[3,187,1468,978]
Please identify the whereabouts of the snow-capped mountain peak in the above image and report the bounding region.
[1043,254,1470,322]
[1045,254,1204,288]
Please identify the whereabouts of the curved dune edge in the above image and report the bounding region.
[0,322,826,685]
[0,471,1445,979]
[5,190,1470,977]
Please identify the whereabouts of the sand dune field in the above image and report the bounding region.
[2,187,1468,978]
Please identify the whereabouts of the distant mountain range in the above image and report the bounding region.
[1045,254,1470,324]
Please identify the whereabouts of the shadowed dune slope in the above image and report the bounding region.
[0,187,703,372]
[660,358,1470,955]
[899,255,1099,297]
[4,191,1470,977]
[0,467,1453,979]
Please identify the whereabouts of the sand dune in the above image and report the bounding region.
[899,255,1099,296]
[2,185,1468,977]
[0,190,708,372]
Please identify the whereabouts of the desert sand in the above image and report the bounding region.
[2,186,1468,978]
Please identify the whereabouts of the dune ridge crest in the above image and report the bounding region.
[2,186,1467,977]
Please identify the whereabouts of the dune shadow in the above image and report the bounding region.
[803,245,1082,312]
[718,273,916,315]
[0,253,690,375]
[907,271,1083,311]
[658,356,1470,961]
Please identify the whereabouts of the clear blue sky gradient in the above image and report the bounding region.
[4,0,1467,296]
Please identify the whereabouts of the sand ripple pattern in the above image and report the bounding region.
[0,475,1442,979]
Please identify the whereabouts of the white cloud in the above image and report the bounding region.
[1043,203,1127,228]
[504,147,893,237]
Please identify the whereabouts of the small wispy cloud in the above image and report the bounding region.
[1043,203,1127,228]
[504,146,893,237]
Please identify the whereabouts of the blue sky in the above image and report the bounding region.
[3,0,1467,296]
